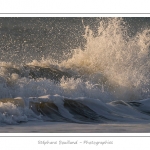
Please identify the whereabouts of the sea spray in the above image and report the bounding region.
[61,18,150,100]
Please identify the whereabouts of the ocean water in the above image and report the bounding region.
[0,17,150,126]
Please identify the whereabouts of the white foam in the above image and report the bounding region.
[0,102,27,124]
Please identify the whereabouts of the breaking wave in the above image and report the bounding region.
[0,17,150,125]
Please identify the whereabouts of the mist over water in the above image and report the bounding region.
[0,18,85,63]
[0,17,150,125]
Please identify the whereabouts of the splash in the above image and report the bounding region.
[61,18,150,100]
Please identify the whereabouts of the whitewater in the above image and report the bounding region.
[0,17,150,132]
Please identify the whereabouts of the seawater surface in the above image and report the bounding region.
[0,17,150,127]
